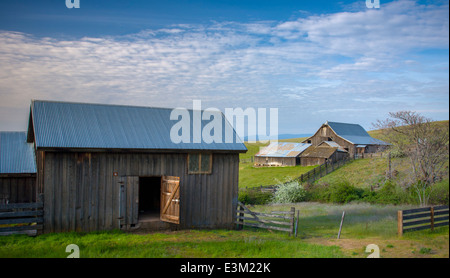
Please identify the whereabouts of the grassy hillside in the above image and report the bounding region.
[239,141,316,188]
[367,120,449,141]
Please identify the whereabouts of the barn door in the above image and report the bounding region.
[160,176,180,224]
[120,176,139,228]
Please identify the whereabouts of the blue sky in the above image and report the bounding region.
[0,0,448,135]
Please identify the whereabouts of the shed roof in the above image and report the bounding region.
[326,121,390,146]
[255,142,311,158]
[0,132,37,174]
[318,141,347,152]
[28,100,247,152]
[300,145,337,159]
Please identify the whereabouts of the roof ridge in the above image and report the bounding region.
[31,99,222,113]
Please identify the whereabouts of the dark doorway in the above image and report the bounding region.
[138,177,161,221]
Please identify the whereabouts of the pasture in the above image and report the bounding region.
[0,202,448,258]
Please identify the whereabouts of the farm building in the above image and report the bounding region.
[303,121,390,157]
[23,100,247,233]
[254,142,311,166]
[299,143,348,167]
[0,132,37,204]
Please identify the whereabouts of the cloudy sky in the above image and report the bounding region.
[0,0,448,135]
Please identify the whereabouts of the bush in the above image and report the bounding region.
[428,179,449,206]
[371,180,403,205]
[272,180,307,204]
[238,189,272,205]
[328,181,364,204]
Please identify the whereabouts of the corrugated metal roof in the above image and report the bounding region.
[327,121,390,146]
[255,142,311,157]
[29,100,247,152]
[0,132,36,174]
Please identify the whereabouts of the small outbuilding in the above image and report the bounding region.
[0,132,37,204]
[299,144,348,167]
[254,142,311,166]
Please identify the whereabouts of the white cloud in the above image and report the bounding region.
[0,0,448,133]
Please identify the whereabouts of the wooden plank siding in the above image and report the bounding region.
[40,152,239,233]
[0,176,36,203]
[305,125,357,156]
[254,156,297,167]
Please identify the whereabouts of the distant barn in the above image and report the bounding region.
[303,121,390,158]
[254,142,311,166]
[0,132,36,204]
[23,100,247,233]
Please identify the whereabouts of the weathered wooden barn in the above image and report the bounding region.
[254,142,311,166]
[299,143,348,167]
[0,132,37,204]
[26,100,247,233]
[303,121,390,158]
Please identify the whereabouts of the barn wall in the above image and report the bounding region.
[0,176,36,203]
[254,156,296,166]
[40,152,239,233]
[301,157,326,167]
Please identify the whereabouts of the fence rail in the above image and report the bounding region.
[249,157,352,194]
[397,205,449,236]
[235,201,296,236]
[0,202,43,236]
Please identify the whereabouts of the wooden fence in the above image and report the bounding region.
[251,157,352,193]
[235,201,297,236]
[0,201,43,236]
[397,205,449,236]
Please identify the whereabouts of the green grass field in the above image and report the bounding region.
[1,202,447,258]
[238,141,316,188]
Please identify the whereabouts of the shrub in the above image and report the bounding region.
[428,179,449,206]
[372,180,403,205]
[328,181,364,204]
[272,180,307,204]
[238,189,272,205]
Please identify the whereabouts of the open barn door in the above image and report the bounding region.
[160,176,180,224]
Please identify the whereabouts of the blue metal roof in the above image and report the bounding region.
[29,100,247,152]
[0,132,37,174]
[255,142,311,157]
[327,121,390,146]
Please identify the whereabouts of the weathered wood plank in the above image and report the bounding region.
[0,224,43,233]
[0,210,43,218]
[0,202,43,210]
[403,218,432,227]
[0,217,43,225]
[233,221,292,233]
[403,207,431,215]
[403,212,431,220]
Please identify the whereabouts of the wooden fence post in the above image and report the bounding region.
[397,210,403,236]
[238,205,244,230]
[295,210,299,238]
[289,207,295,237]
[337,211,346,239]
[430,207,434,232]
